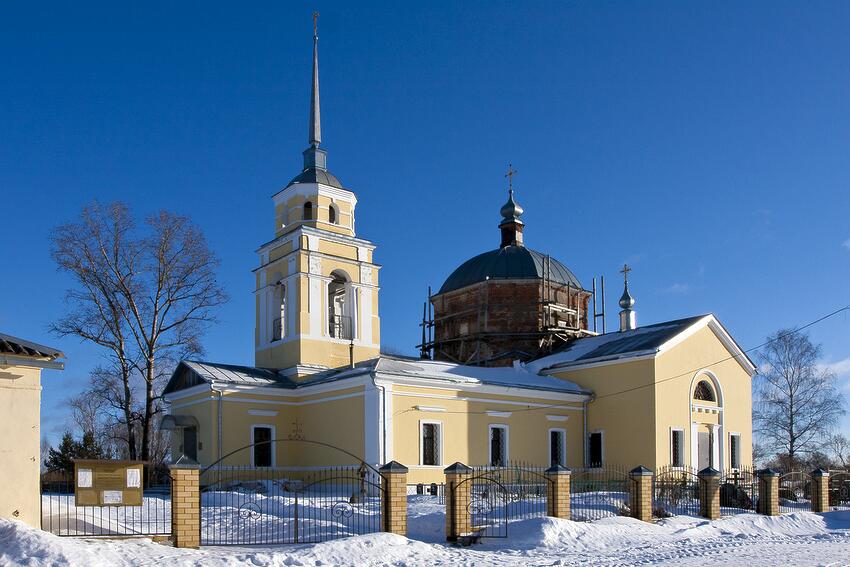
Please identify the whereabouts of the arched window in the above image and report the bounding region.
[328,271,352,339]
[329,204,338,224]
[303,201,313,220]
[693,380,715,402]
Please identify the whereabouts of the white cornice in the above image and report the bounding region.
[0,355,64,370]
[375,372,590,402]
[256,225,376,256]
[271,182,357,207]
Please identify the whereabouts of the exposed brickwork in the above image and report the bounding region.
[169,465,200,548]
[811,471,830,513]
[698,471,721,520]
[432,280,591,366]
[381,467,408,536]
[757,470,780,516]
[445,469,472,541]
[545,469,571,519]
[629,468,653,523]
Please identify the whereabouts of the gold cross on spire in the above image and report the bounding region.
[620,263,632,283]
[505,163,518,191]
[313,11,319,37]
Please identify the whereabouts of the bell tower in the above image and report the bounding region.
[254,15,381,377]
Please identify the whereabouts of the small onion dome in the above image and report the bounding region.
[500,189,524,221]
[619,284,635,309]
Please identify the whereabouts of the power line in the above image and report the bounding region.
[390,304,850,417]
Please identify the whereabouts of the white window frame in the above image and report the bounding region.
[250,424,276,468]
[587,430,604,468]
[419,420,443,467]
[548,428,567,467]
[670,427,685,468]
[488,424,509,467]
[729,432,742,470]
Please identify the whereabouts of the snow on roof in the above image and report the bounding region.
[373,356,589,394]
[525,315,710,374]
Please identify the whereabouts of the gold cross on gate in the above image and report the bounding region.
[313,11,319,37]
[620,264,632,283]
[505,163,518,191]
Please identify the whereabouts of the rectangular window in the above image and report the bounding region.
[549,429,566,467]
[730,434,741,469]
[489,425,508,467]
[671,429,684,467]
[253,426,273,467]
[421,422,441,466]
[588,432,603,468]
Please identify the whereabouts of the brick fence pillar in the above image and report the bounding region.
[545,465,571,519]
[757,468,780,516]
[698,467,721,520]
[629,466,653,522]
[444,462,472,541]
[811,469,830,513]
[169,460,200,548]
[379,461,409,536]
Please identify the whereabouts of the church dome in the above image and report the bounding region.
[288,166,343,189]
[438,246,582,294]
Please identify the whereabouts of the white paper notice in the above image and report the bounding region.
[102,490,123,505]
[126,468,141,488]
[77,469,93,488]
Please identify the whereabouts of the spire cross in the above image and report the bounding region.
[313,11,319,38]
[505,163,518,191]
[620,264,632,284]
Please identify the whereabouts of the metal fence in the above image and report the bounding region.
[653,466,700,518]
[778,471,812,514]
[41,467,171,537]
[720,467,757,516]
[570,466,631,522]
[828,471,850,511]
[199,464,384,545]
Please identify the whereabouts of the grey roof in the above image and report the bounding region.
[0,333,63,360]
[526,315,709,372]
[287,167,343,189]
[438,245,582,295]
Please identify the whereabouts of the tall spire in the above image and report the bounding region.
[499,163,525,248]
[308,11,321,147]
[618,264,637,332]
[302,12,327,171]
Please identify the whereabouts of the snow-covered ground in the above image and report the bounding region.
[5,495,850,566]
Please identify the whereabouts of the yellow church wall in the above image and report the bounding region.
[0,365,43,528]
[653,324,753,470]
[268,242,294,263]
[549,358,658,469]
[390,385,585,484]
[318,240,359,262]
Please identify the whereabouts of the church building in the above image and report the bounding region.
[163,24,755,483]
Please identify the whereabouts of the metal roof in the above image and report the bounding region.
[438,245,582,295]
[287,167,343,189]
[0,333,63,360]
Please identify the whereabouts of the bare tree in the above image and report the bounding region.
[753,330,845,467]
[51,203,139,458]
[827,433,850,469]
[67,390,106,436]
[51,202,227,462]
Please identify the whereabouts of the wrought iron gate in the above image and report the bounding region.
[653,466,700,518]
[778,471,812,513]
[198,439,387,546]
[453,470,509,539]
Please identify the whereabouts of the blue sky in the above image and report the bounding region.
[1,1,849,443]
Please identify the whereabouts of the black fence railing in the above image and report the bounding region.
[40,467,171,537]
[653,466,700,518]
[570,465,631,522]
[200,464,384,545]
[720,467,757,516]
[778,470,812,514]
[829,471,850,510]
[408,482,445,504]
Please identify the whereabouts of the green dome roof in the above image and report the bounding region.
[438,246,582,295]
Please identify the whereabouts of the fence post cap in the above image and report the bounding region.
[811,468,829,477]
[630,465,653,476]
[698,467,720,477]
[443,462,472,474]
[757,468,780,477]
[378,460,409,474]
[169,454,200,469]
[544,464,571,475]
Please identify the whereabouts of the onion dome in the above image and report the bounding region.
[500,189,524,221]
[619,284,635,309]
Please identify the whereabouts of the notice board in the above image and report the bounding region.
[74,460,145,507]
